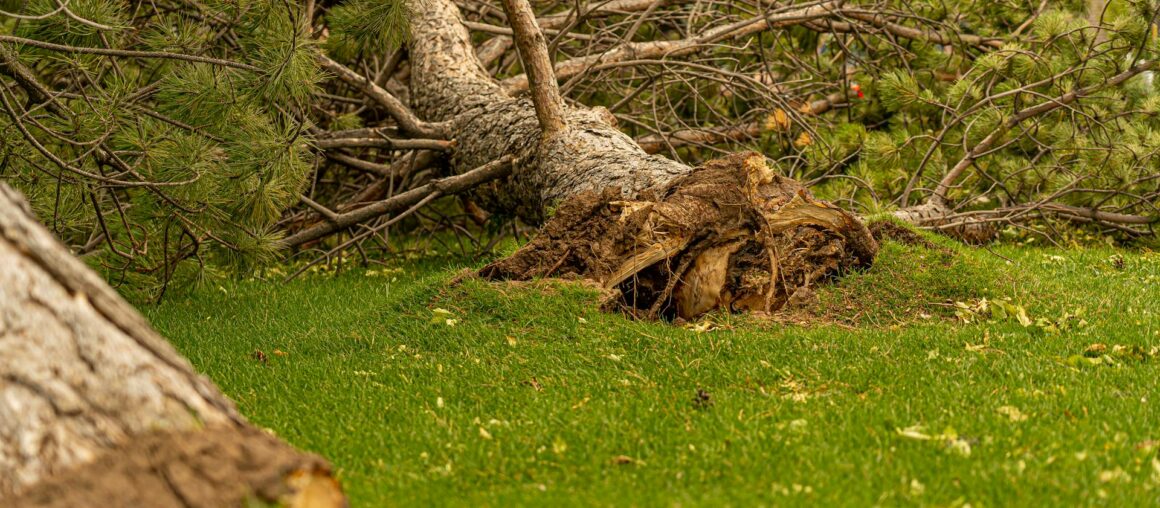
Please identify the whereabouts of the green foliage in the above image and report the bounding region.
[801,1,1160,221]
[0,0,402,299]
[877,70,923,111]
[323,0,409,60]
[571,1,1158,238]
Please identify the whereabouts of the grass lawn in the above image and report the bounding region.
[142,228,1160,506]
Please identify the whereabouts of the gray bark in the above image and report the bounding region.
[409,0,688,222]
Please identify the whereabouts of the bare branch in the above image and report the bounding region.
[635,92,846,153]
[315,137,453,151]
[299,195,339,222]
[325,152,393,177]
[500,0,569,135]
[537,0,663,29]
[500,0,844,93]
[280,156,514,248]
[317,55,451,139]
[806,12,1003,49]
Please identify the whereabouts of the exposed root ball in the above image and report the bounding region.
[481,152,878,319]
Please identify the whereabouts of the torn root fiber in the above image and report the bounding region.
[480,152,878,320]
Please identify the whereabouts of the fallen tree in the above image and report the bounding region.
[399,0,877,319]
[0,183,345,507]
[2,0,1157,298]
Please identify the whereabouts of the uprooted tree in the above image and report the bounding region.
[2,0,1157,304]
[400,0,879,319]
[2,0,1160,502]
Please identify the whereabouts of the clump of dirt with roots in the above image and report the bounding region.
[482,152,879,320]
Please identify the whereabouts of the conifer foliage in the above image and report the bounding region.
[0,0,353,298]
[0,0,411,300]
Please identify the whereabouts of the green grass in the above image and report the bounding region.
[143,232,1160,506]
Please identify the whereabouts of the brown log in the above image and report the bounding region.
[0,184,345,507]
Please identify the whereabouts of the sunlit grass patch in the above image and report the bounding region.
[144,239,1160,506]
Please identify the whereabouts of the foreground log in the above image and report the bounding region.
[410,0,877,318]
[0,184,345,507]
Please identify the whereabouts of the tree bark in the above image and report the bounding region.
[409,0,689,222]
[0,184,344,507]
[409,0,878,319]
[499,0,568,135]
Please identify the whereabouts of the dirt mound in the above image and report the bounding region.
[869,220,938,249]
[481,152,877,320]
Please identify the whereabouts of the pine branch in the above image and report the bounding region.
[0,45,66,116]
[931,59,1160,205]
[0,36,260,71]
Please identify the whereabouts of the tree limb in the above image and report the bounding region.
[500,0,569,135]
[500,0,844,93]
[635,92,846,153]
[317,54,451,139]
[280,156,514,247]
[315,137,453,151]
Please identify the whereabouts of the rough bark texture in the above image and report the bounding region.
[892,202,998,245]
[0,184,343,507]
[410,0,878,319]
[499,0,568,135]
[410,0,688,222]
[9,427,342,508]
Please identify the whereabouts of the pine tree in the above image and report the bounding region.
[0,0,408,299]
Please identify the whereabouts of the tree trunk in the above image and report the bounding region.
[409,0,878,319]
[0,184,344,507]
[410,0,689,222]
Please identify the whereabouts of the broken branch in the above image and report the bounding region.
[280,156,515,248]
[318,55,451,139]
[500,0,569,135]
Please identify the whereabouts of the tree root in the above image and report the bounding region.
[481,152,878,320]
